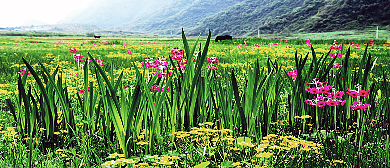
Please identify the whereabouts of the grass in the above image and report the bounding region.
[0,29,389,167]
[282,29,390,40]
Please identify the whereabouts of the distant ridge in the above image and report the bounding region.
[255,0,390,35]
[116,0,245,35]
[59,0,390,36]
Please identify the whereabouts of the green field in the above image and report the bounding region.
[0,30,389,167]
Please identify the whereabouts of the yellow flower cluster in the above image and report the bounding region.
[294,115,311,119]
[0,127,18,137]
[172,122,233,143]
[254,134,323,159]
[149,155,180,165]
[102,152,137,166]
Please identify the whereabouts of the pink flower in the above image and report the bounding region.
[329,53,335,57]
[333,63,341,68]
[178,59,187,69]
[207,65,218,70]
[358,90,370,97]
[18,68,31,76]
[347,89,359,97]
[74,54,84,62]
[151,85,160,92]
[330,45,342,50]
[326,99,339,106]
[305,98,315,106]
[171,55,183,60]
[150,85,169,92]
[316,101,326,107]
[319,85,331,93]
[96,59,103,63]
[70,48,77,53]
[362,104,371,110]
[288,69,297,78]
[305,87,311,92]
[79,89,85,94]
[75,58,84,62]
[309,88,320,94]
[85,58,92,63]
[333,91,344,97]
[171,48,183,56]
[207,57,219,65]
[350,101,371,111]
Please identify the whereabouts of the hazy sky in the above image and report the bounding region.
[0,0,95,27]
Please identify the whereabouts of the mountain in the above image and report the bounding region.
[59,0,390,36]
[188,0,305,36]
[255,0,390,35]
[46,24,102,33]
[116,0,245,35]
[59,0,245,35]
[58,0,171,29]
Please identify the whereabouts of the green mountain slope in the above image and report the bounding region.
[116,0,245,35]
[188,0,305,36]
[252,0,390,35]
[60,0,390,36]
[307,0,390,31]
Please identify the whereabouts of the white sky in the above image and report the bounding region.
[0,0,95,27]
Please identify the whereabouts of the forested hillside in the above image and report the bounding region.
[60,0,390,36]
[188,0,305,36]
[256,0,390,35]
[116,0,245,35]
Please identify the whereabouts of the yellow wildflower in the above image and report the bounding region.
[136,141,149,145]
[255,152,273,158]
[60,130,68,133]
[232,162,241,167]
[123,158,136,164]
[149,155,159,159]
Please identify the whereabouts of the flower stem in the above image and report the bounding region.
[333,106,336,133]
[316,107,319,131]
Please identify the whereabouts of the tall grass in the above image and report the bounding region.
[2,29,389,167]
